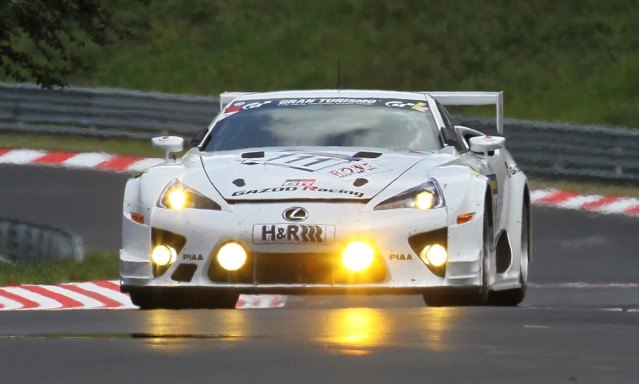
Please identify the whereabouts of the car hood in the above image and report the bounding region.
[199,148,444,201]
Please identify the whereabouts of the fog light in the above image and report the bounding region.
[420,244,447,267]
[151,245,177,266]
[217,242,247,271]
[342,241,375,272]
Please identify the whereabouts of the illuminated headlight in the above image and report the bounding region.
[342,241,375,272]
[374,179,444,211]
[157,180,221,210]
[419,244,447,267]
[151,245,177,266]
[216,242,247,271]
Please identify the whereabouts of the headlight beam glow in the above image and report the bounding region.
[419,244,447,267]
[166,188,188,209]
[217,242,248,271]
[342,241,375,272]
[151,245,177,266]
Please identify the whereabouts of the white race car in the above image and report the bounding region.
[120,90,531,309]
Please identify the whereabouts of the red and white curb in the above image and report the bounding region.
[1,148,637,216]
[0,148,162,173]
[0,280,286,311]
[531,189,638,216]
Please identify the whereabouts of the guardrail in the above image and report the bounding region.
[1,82,637,182]
[0,219,84,263]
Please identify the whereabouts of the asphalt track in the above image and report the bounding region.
[0,165,638,383]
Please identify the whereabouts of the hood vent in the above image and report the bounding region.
[353,151,382,159]
[353,178,368,187]
[241,151,265,159]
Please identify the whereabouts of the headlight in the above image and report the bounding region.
[374,179,444,211]
[157,180,221,210]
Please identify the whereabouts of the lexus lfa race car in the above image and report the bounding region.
[120,90,531,309]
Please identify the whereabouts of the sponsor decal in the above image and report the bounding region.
[488,174,498,195]
[385,100,429,112]
[242,151,360,172]
[253,224,335,244]
[328,160,378,179]
[505,162,520,177]
[231,185,364,198]
[389,254,413,261]
[277,98,378,106]
[225,98,430,113]
[242,100,272,110]
[283,207,308,222]
[183,254,204,261]
[224,102,245,113]
[283,178,316,187]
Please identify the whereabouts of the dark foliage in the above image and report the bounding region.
[0,0,131,88]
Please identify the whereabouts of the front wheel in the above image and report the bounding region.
[487,198,530,306]
[423,201,492,307]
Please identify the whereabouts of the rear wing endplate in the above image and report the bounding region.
[219,92,252,110]
[426,91,503,134]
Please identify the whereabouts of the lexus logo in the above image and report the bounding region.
[283,207,308,222]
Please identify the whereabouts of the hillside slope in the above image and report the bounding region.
[4,0,638,127]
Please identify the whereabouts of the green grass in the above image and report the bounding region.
[0,252,119,286]
[2,0,637,128]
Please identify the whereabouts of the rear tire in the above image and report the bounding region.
[130,289,239,310]
[423,199,492,307]
[487,197,530,306]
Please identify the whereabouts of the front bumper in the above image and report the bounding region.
[120,201,485,291]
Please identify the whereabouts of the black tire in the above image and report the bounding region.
[487,196,530,306]
[423,198,492,307]
[130,289,239,310]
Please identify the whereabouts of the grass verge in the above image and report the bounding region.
[0,252,119,286]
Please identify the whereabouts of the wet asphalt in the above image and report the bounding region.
[0,165,637,383]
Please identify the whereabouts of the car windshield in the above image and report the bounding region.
[202,98,441,152]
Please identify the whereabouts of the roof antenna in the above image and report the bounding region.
[336,58,341,90]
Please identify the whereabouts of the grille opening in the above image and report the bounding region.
[408,228,448,277]
[495,231,512,273]
[171,264,197,282]
[208,252,387,285]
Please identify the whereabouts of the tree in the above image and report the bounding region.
[0,0,130,88]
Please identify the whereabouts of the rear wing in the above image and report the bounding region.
[220,92,252,110]
[426,91,503,134]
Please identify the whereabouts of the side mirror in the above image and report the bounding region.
[152,136,184,161]
[469,135,505,155]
